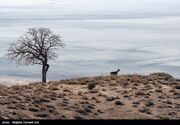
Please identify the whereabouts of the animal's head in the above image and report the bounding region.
[117,69,120,72]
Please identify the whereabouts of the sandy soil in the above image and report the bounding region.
[0,72,179,119]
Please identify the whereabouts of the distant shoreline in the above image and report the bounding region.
[0,72,178,86]
[0,76,37,86]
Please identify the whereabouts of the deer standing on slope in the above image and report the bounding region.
[110,69,120,76]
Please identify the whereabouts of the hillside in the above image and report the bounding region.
[0,72,179,119]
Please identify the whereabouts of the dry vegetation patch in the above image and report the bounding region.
[0,72,179,119]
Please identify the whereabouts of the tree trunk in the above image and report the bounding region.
[42,63,49,82]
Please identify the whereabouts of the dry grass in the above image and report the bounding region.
[0,72,179,119]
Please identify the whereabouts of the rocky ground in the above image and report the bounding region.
[0,72,179,119]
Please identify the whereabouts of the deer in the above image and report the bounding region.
[110,69,120,76]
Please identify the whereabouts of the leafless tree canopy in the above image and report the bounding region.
[7,27,64,65]
[7,27,64,82]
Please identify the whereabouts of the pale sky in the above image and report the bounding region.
[0,0,180,6]
[0,0,180,19]
[0,0,48,6]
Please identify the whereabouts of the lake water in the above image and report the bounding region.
[1,3,180,83]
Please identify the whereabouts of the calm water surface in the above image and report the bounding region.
[1,1,180,83]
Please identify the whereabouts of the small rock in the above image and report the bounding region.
[90,88,99,93]
[106,96,116,101]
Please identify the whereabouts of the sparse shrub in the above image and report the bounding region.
[105,77,111,82]
[110,75,117,80]
[123,95,129,98]
[158,115,170,120]
[165,100,173,104]
[132,101,140,105]
[136,91,150,96]
[175,85,180,89]
[150,72,174,80]
[115,101,124,106]
[139,106,151,114]
[49,85,59,91]
[133,83,139,86]
[88,83,96,90]
[145,100,154,107]
[155,89,162,93]
[34,113,49,118]
[132,87,138,90]
[168,112,176,116]
[74,116,84,120]
[7,105,17,109]
[122,90,128,94]
[29,107,39,112]
[101,88,106,91]
[109,81,117,86]
[63,88,70,92]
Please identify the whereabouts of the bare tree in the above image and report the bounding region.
[7,27,64,82]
